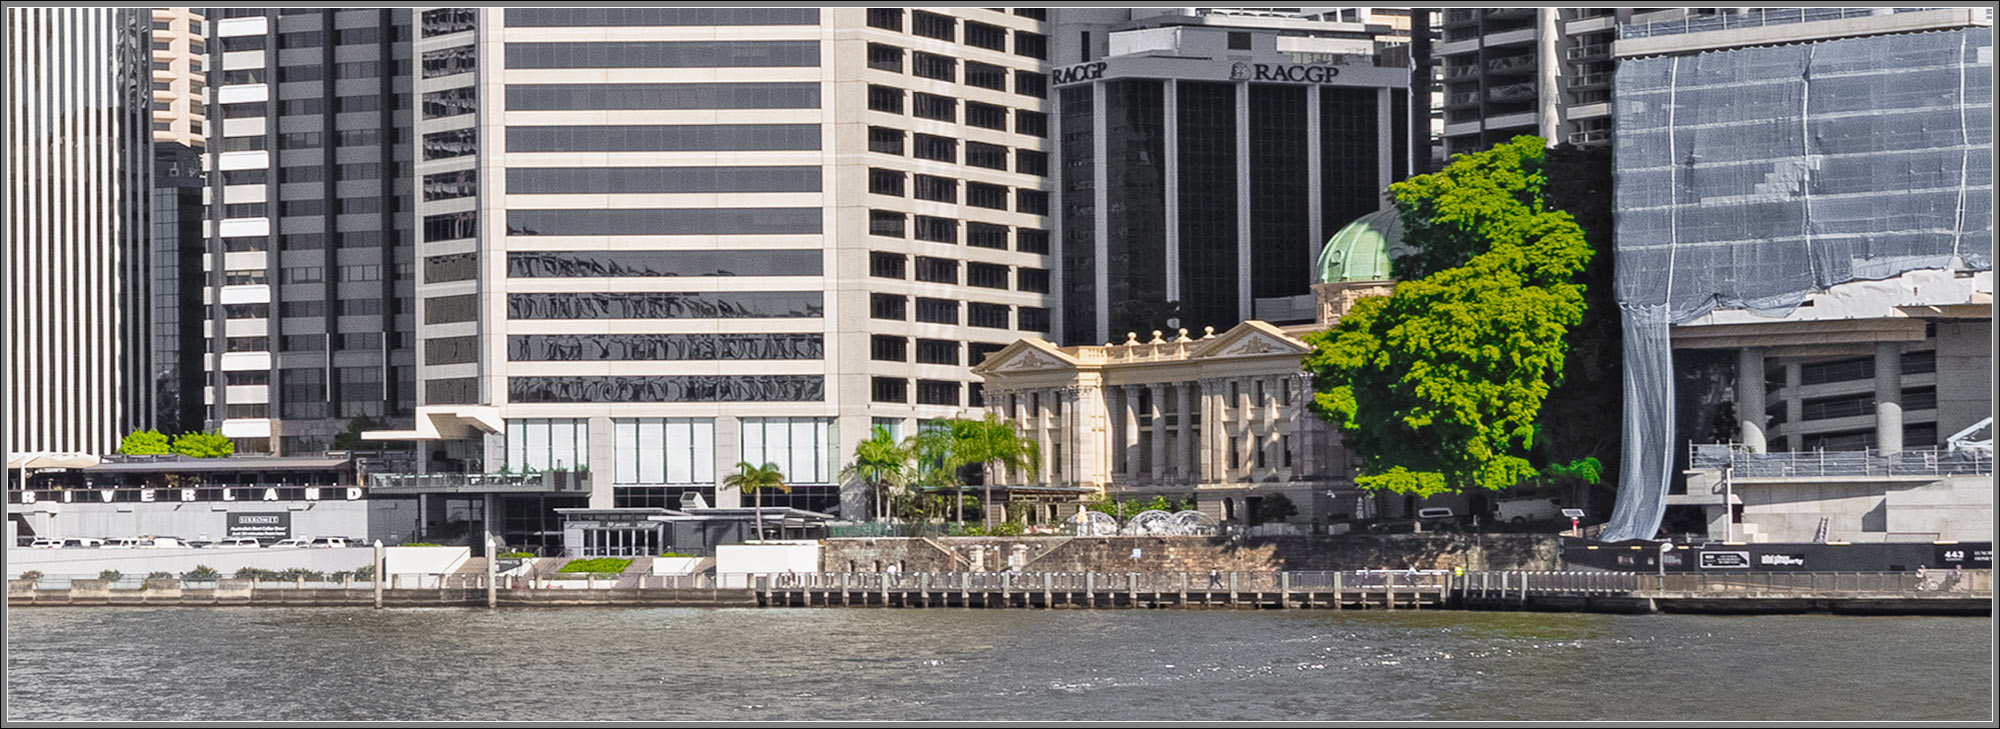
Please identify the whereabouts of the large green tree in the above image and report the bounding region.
[1303,136,1592,497]
[723,462,790,542]
[838,425,911,521]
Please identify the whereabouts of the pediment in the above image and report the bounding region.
[970,338,1079,375]
[1189,320,1311,359]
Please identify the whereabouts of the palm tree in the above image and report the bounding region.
[950,414,1042,529]
[724,462,790,543]
[838,426,910,521]
[909,422,964,524]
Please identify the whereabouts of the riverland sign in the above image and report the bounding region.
[10,486,364,505]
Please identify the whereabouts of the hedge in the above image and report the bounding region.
[558,558,633,574]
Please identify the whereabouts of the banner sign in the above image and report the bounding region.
[1699,551,1751,569]
[228,512,292,540]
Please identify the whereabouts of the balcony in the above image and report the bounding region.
[1486,81,1537,102]
[1483,54,1537,75]
[367,471,592,495]
[1566,72,1609,89]
[1565,43,1610,61]
[1567,129,1610,146]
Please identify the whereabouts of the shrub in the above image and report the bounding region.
[658,552,695,558]
[355,565,377,581]
[278,567,326,581]
[183,565,221,580]
[169,431,235,458]
[558,558,632,575]
[233,566,278,580]
[117,429,171,455]
[401,542,444,547]
[330,570,354,583]
[19,570,44,581]
[99,570,123,583]
[500,551,536,559]
[147,571,174,580]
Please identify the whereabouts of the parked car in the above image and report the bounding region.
[210,537,265,549]
[307,536,350,549]
[1494,497,1565,524]
[140,536,192,548]
[271,537,312,549]
[61,537,105,549]
[184,540,213,549]
[29,538,62,549]
[102,537,146,549]
[15,536,35,548]
[1415,507,1464,533]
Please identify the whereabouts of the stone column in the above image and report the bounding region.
[1176,382,1194,481]
[1150,383,1169,483]
[1199,378,1222,483]
[1121,385,1140,477]
[1875,341,1904,456]
[1037,389,1055,484]
[1784,362,1804,453]
[1736,347,1767,453]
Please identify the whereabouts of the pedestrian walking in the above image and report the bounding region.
[1915,564,1929,591]
[1207,568,1223,589]
[1949,564,1965,591]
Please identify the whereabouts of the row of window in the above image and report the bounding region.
[864,8,1047,58]
[866,127,1048,175]
[508,376,825,403]
[503,41,819,69]
[866,43,1048,98]
[868,252,1049,292]
[506,8,819,27]
[506,292,824,320]
[505,124,819,153]
[868,336,1007,367]
[868,212,1049,253]
[866,169,1049,213]
[866,294,1051,331]
[507,333,823,362]
[506,250,822,278]
[502,208,822,237]
[503,166,820,194]
[504,82,819,111]
[866,85,1045,136]
[870,377,979,407]
[221,94,405,117]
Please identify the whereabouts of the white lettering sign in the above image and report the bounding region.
[140,489,156,503]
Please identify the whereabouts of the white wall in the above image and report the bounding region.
[5,546,372,579]
[715,541,821,587]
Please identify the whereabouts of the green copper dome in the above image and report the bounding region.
[1316,207,1404,284]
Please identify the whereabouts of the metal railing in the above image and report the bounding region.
[1620,8,1965,40]
[366,471,591,493]
[1690,443,1994,478]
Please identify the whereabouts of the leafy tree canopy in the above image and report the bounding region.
[169,431,235,459]
[1303,136,1592,497]
[118,429,171,455]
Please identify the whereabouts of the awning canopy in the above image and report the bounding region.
[6,452,101,471]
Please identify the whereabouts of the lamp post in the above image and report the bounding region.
[373,539,384,609]
[485,532,497,609]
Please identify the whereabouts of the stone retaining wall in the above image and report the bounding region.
[821,534,1563,573]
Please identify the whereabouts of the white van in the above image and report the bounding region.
[211,537,265,549]
[140,536,191,548]
[307,536,350,549]
[1494,497,1565,524]
[102,537,146,549]
[271,537,312,549]
[60,537,105,549]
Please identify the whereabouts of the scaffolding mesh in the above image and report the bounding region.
[1604,27,1993,542]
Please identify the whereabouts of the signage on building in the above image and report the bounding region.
[1052,61,1107,85]
[1934,545,1993,568]
[1230,62,1342,84]
[1699,551,1751,569]
[228,512,292,540]
[10,486,363,506]
[1757,553,1807,569]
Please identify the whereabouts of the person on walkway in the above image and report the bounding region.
[1948,564,1964,591]
[886,562,900,587]
[1208,568,1223,589]
[1915,564,1929,591]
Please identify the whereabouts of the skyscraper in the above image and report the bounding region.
[4,7,154,459]
[150,6,208,435]
[203,9,416,454]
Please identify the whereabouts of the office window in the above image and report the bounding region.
[867,42,903,73]
[967,142,1008,171]
[423,128,477,160]
[870,210,906,238]
[967,222,1008,250]
[965,21,1008,51]
[968,302,1010,329]
[913,133,957,163]
[1016,149,1048,176]
[966,182,1008,210]
[423,169,478,202]
[965,61,1007,91]
[968,342,1006,367]
[966,102,1007,130]
[869,168,906,196]
[506,418,592,472]
[1018,307,1051,332]
[967,262,1009,289]
[913,216,958,244]
[869,126,905,155]
[872,377,908,403]
[871,293,907,320]
[913,92,956,122]
[1015,189,1049,216]
[615,419,715,485]
[1228,32,1252,51]
[1016,228,1049,254]
[502,41,819,69]
[739,417,836,484]
[911,10,954,41]
[871,335,908,362]
[915,297,958,324]
[916,380,960,406]
[1015,30,1048,59]
[1015,110,1047,137]
[866,8,902,31]
[1017,267,1050,293]
[1015,70,1048,99]
[915,339,959,365]
[870,251,906,279]
[868,84,904,114]
[422,46,477,78]
[914,256,958,285]
[913,174,956,203]
[912,51,955,82]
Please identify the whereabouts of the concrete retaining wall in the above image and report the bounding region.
[5,546,374,578]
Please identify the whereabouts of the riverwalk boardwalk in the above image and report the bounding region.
[10,569,1989,615]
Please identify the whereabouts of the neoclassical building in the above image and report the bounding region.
[972,208,1405,529]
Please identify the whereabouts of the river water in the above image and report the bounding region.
[5,608,1991,722]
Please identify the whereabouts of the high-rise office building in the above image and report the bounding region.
[203,9,416,454]
[1434,7,1623,157]
[4,7,154,459]
[365,7,1055,540]
[151,7,209,435]
[1045,8,1414,345]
